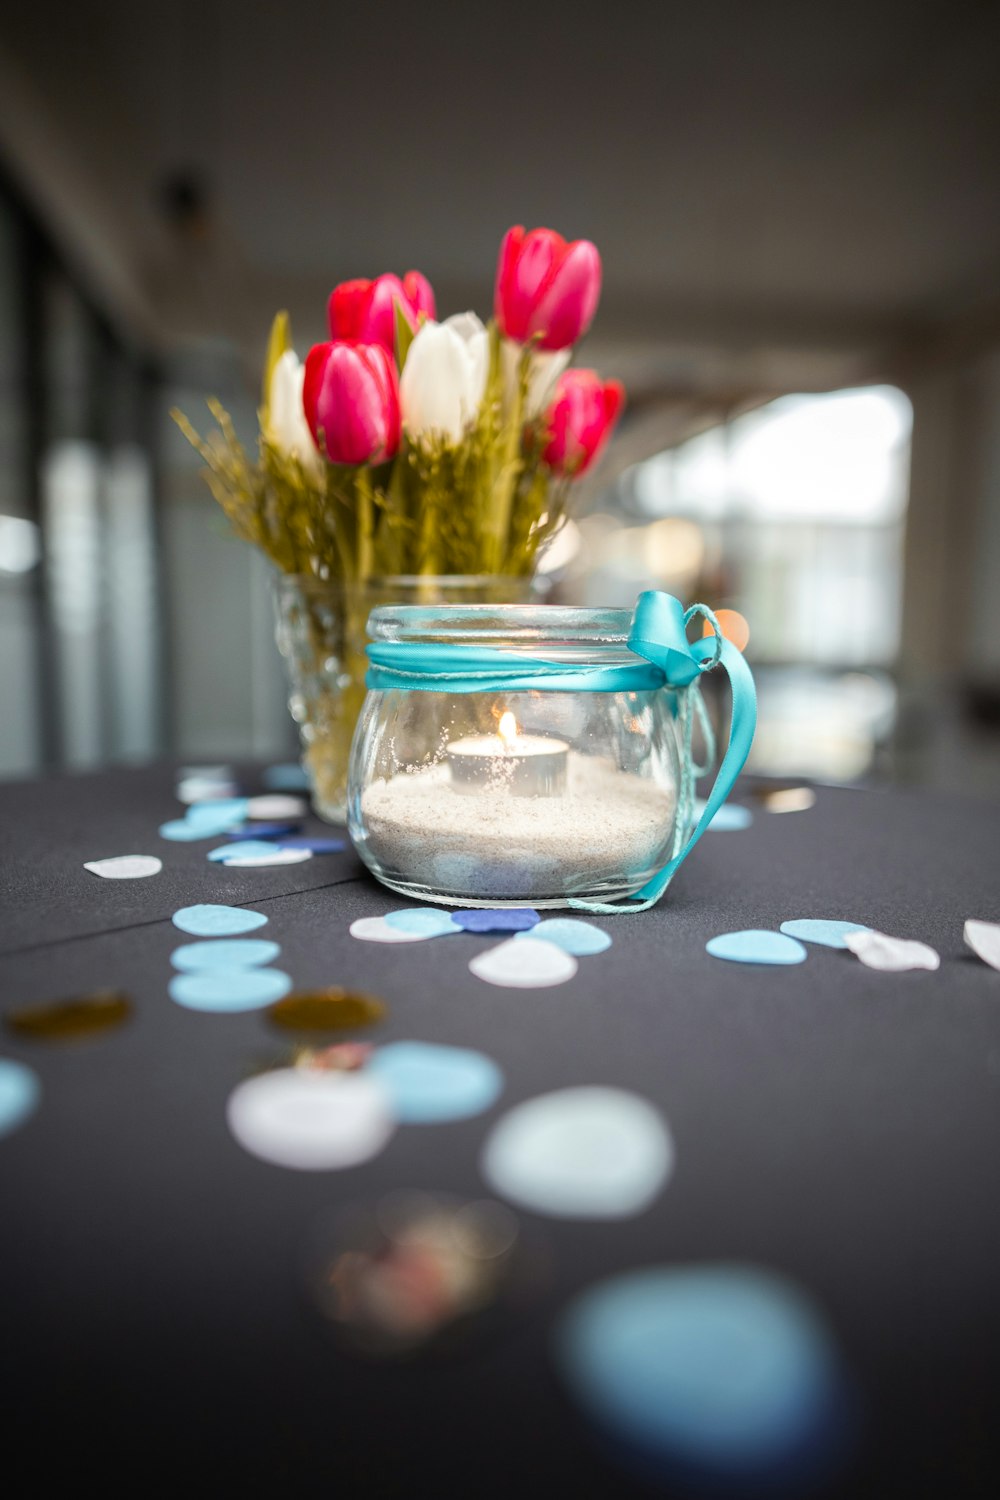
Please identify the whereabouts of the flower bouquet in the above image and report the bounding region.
[175,224,624,820]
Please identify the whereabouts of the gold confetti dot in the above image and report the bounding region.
[268,988,387,1033]
[5,990,132,1042]
[758,786,816,813]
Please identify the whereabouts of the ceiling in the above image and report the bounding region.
[2,0,999,401]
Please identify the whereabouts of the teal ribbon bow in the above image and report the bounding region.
[365,591,757,911]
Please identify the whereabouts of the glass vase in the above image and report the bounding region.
[273,575,537,823]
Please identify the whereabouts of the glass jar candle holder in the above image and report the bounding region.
[346,597,756,910]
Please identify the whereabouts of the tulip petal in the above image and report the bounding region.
[530,239,602,350]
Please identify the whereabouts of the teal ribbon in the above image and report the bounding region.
[365,591,757,911]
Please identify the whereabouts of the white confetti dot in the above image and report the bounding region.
[349,916,436,944]
[227,1069,394,1170]
[245,794,308,820]
[845,929,940,972]
[964,919,1000,973]
[223,847,314,868]
[83,855,163,880]
[469,937,578,988]
[482,1086,673,1218]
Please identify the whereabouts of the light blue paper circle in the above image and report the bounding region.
[170,939,282,972]
[693,798,753,832]
[184,797,249,827]
[263,762,311,792]
[384,908,462,938]
[366,1041,503,1122]
[0,1059,40,1139]
[517,918,612,956]
[171,904,269,936]
[780,919,871,950]
[706,930,808,965]
[159,819,227,842]
[169,968,292,1012]
[207,841,279,863]
[557,1266,844,1482]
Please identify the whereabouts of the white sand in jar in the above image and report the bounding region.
[359,753,676,903]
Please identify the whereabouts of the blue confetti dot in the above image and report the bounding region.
[171,904,269,937]
[0,1059,40,1139]
[184,798,249,827]
[207,841,280,863]
[263,763,311,792]
[694,799,753,831]
[384,908,462,938]
[169,969,292,1012]
[518,918,612,956]
[557,1266,848,1485]
[706,930,807,965]
[225,822,300,841]
[159,819,226,842]
[170,939,282,972]
[780,919,871,950]
[366,1041,503,1122]
[277,836,346,854]
[452,908,541,933]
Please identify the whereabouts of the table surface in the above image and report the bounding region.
[2,763,1000,1497]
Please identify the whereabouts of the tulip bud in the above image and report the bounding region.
[302,341,401,466]
[327,271,436,355]
[494,226,602,351]
[541,369,624,477]
[400,312,489,443]
[266,350,324,478]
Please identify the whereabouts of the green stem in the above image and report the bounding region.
[356,468,374,582]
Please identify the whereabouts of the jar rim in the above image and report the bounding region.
[368,603,633,645]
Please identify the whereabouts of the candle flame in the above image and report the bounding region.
[497,711,518,749]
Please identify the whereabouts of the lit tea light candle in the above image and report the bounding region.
[447,711,569,797]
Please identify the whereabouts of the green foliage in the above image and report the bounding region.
[173,319,567,583]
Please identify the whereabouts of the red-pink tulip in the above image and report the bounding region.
[302,341,401,465]
[541,369,624,477]
[327,271,436,354]
[494,226,602,351]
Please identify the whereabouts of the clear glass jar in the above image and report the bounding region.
[347,605,684,908]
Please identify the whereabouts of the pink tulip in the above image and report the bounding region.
[302,341,401,465]
[327,271,436,354]
[494,226,602,351]
[541,369,624,477]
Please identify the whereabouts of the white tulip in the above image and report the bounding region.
[400,312,489,443]
[268,349,323,477]
[501,338,571,417]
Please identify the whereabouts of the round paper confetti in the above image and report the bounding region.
[245,794,308,820]
[350,916,435,945]
[176,776,240,804]
[225,822,300,841]
[844,929,940,972]
[556,1266,848,1485]
[518,918,611,956]
[693,799,753,832]
[226,1069,394,1170]
[760,786,817,813]
[160,818,230,842]
[452,909,541,934]
[172,904,268,936]
[170,939,282,972]
[0,1059,40,1138]
[965,919,1000,972]
[224,847,314,868]
[263,762,311,792]
[169,969,293,1012]
[277,836,346,853]
[269,989,387,1032]
[482,1086,672,1218]
[384,908,462,938]
[706,930,808,965]
[780,919,870,950]
[367,1041,503,1122]
[5,990,132,1042]
[469,938,578,989]
[83,854,163,880]
[207,841,279,862]
[185,798,250,827]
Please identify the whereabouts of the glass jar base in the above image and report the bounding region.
[364,873,647,910]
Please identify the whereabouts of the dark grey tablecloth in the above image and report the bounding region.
[1,764,999,1496]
